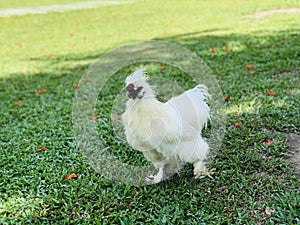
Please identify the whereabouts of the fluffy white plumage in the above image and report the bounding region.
[122,69,212,184]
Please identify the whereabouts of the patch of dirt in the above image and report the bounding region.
[0,0,141,17]
[286,133,300,188]
[246,8,300,19]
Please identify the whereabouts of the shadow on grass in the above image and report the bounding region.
[0,28,299,223]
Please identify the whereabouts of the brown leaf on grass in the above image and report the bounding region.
[234,122,240,127]
[37,89,47,95]
[160,66,167,70]
[15,101,21,105]
[48,54,57,58]
[225,46,231,51]
[246,64,253,69]
[210,49,216,53]
[263,140,271,146]
[267,92,275,96]
[39,146,46,151]
[224,97,230,102]
[64,173,77,180]
[90,115,101,120]
[74,84,81,88]
[249,70,255,75]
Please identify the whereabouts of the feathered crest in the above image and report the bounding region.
[125,69,148,84]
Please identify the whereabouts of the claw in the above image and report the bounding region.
[145,167,167,184]
[194,168,215,179]
[145,174,161,184]
[145,175,154,184]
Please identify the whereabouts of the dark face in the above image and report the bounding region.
[126,83,144,100]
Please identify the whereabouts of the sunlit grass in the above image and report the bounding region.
[0,197,47,219]
[226,99,262,115]
[0,0,298,75]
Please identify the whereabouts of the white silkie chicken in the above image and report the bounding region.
[122,69,212,184]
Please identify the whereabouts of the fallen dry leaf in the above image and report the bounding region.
[246,64,253,69]
[263,140,271,146]
[37,89,47,95]
[249,70,255,75]
[160,66,167,70]
[15,101,21,105]
[224,97,230,102]
[39,146,46,151]
[90,115,101,120]
[74,84,81,88]
[48,54,57,58]
[267,92,275,96]
[234,122,240,127]
[64,173,77,180]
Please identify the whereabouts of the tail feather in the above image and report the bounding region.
[166,84,210,132]
[195,84,211,101]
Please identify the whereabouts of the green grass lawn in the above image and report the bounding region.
[0,0,299,224]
